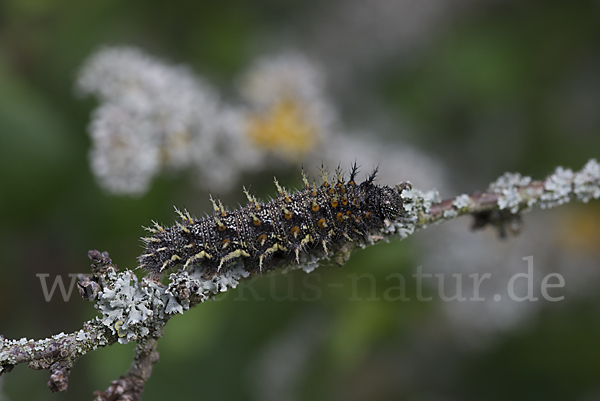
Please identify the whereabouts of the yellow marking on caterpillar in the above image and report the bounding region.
[218,249,251,271]
[274,177,284,195]
[243,186,261,210]
[335,166,343,184]
[290,226,300,238]
[321,166,329,185]
[258,243,288,272]
[152,220,165,232]
[218,200,227,217]
[177,222,190,234]
[215,217,226,231]
[284,207,293,220]
[210,195,227,216]
[331,195,339,207]
[301,168,310,188]
[174,206,187,221]
[301,234,313,247]
[243,186,253,203]
[183,251,210,268]
[311,199,319,212]
[295,236,311,263]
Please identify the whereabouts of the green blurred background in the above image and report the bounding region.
[1,0,600,400]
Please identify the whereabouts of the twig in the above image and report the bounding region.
[0,159,598,399]
[93,338,160,401]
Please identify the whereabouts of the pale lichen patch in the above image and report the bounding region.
[540,166,574,209]
[573,159,600,203]
[452,194,472,210]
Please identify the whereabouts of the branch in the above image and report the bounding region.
[0,159,598,399]
[93,338,159,401]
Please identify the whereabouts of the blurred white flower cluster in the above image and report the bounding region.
[77,47,270,195]
[77,46,444,196]
[77,48,326,195]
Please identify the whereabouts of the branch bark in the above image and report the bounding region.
[0,159,598,399]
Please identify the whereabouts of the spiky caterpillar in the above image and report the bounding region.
[138,166,406,277]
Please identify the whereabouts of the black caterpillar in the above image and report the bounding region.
[139,165,406,277]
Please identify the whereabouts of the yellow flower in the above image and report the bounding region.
[246,98,318,160]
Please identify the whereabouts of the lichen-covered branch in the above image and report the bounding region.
[0,321,117,392]
[416,158,600,228]
[0,159,598,399]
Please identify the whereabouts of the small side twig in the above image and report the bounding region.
[93,338,160,401]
